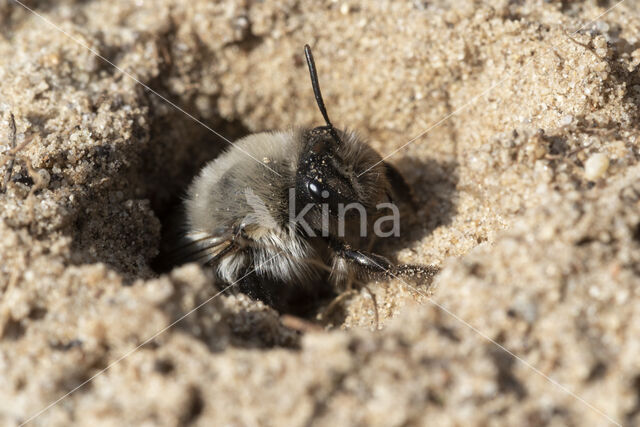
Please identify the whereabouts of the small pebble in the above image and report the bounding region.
[584,153,609,180]
[560,115,573,126]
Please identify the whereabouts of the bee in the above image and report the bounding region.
[176,45,437,313]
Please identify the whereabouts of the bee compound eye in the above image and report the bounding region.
[307,180,321,199]
[307,180,330,201]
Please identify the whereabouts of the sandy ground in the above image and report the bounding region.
[1,0,639,425]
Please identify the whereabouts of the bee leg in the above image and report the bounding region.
[331,241,394,273]
[317,288,358,325]
[362,285,379,330]
[329,239,439,286]
[387,263,439,284]
[318,266,355,323]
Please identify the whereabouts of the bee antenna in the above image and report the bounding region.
[304,44,342,144]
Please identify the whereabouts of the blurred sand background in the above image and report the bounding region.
[1,0,639,425]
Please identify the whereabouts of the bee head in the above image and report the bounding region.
[293,45,390,232]
[296,128,356,212]
[296,45,355,212]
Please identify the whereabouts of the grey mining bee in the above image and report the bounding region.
[177,45,437,313]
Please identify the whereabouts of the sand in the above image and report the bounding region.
[1,0,639,425]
